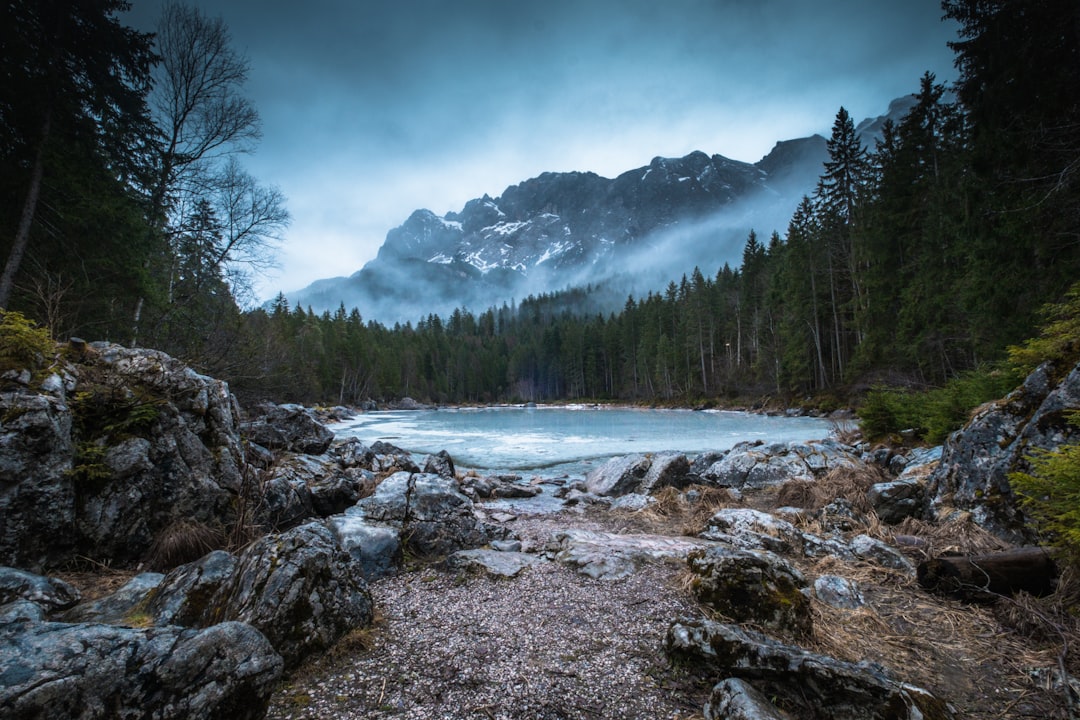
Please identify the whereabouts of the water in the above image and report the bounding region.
[331,405,833,480]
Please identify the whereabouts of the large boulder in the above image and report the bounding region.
[698,508,807,555]
[686,546,812,637]
[145,550,238,627]
[61,573,163,624]
[352,471,502,558]
[699,440,861,489]
[666,618,953,720]
[324,512,403,579]
[546,528,717,580]
[584,454,652,496]
[0,343,252,570]
[334,437,420,475]
[193,523,372,671]
[0,390,76,569]
[584,452,691,497]
[0,619,283,720]
[698,508,853,561]
[240,403,334,455]
[257,453,374,530]
[927,361,1080,541]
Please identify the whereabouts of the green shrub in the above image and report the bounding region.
[0,310,54,373]
[859,386,920,441]
[1010,412,1080,568]
[859,366,1020,443]
[1008,280,1080,377]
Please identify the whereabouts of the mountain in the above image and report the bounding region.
[282,99,913,324]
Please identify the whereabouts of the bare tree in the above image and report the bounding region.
[147,0,260,224]
[135,1,284,344]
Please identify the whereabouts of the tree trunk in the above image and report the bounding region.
[0,111,51,309]
[916,547,1057,601]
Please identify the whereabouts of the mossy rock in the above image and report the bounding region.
[687,546,812,638]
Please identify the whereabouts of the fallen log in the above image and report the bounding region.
[916,547,1057,602]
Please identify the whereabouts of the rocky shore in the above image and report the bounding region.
[2,342,1079,719]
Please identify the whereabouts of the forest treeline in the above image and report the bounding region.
[2,1,1078,408]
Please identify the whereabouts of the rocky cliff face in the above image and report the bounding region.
[0,343,250,570]
[927,360,1080,542]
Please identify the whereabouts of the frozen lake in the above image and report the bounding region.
[331,405,833,479]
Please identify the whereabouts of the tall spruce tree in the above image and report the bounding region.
[0,0,154,312]
[814,107,870,380]
[944,0,1080,355]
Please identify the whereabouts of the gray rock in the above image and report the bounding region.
[61,573,164,624]
[0,392,76,569]
[639,453,692,494]
[145,551,237,627]
[868,479,924,524]
[689,451,726,480]
[704,678,795,720]
[325,512,403,579]
[0,619,282,719]
[258,474,316,530]
[686,546,812,637]
[422,449,456,479]
[849,535,914,573]
[700,442,807,488]
[78,346,248,567]
[241,402,334,455]
[445,549,542,578]
[927,360,1080,541]
[206,522,374,670]
[355,472,498,558]
[0,345,252,570]
[367,441,421,473]
[610,493,654,512]
[547,529,717,580]
[666,618,954,719]
[701,440,863,489]
[887,454,909,476]
[699,508,807,555]
[490,539,523,552]
[334,437,375,468]
[585,454,652,496]
[818,498,867,532]
[813,575,866,610]
[258,453,373,530]
[0,599,45,623]
[461,473,543,500]
[0,567,80,613]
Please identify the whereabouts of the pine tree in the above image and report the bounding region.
[814,107,870,378]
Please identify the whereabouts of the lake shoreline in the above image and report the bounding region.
[334,397,852,420]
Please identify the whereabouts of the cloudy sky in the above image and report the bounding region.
[124,0,959,303]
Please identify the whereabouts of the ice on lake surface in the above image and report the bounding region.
[331,405,833,480]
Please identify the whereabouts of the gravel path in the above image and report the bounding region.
[266,512,710,720]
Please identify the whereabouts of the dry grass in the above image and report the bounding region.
[628,485,742,536]
[992,566,1080,676]
[828,418,862,445]
[774,465,885,515]
[891,512,1012,558]
[55,559,137,604]
[145,518,225,571]
[800,545,1075,719]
